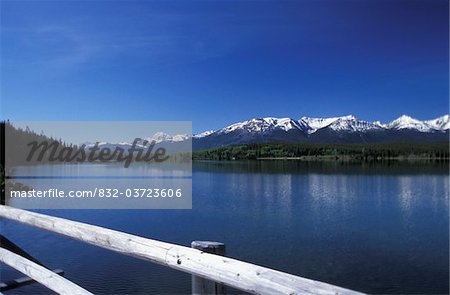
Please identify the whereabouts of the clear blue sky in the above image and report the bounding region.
[1,0,448,133]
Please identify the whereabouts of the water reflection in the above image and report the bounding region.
[397,176,415,216]
[308,174,355,205]
[2,161,448,294]
[10,162,192,177]
[225,172,294,221]
[397,175,449,219]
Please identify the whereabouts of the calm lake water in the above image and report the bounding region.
[1,161,449,294]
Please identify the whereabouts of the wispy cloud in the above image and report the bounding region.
[2,25,101,73]
[2,11,242,74]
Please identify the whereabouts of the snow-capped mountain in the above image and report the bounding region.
[203,114,449,136]
[79,114,449,151]
[217,117,303,134]
[425,115,450,130]
[81,141,140,149]
[147,132,190,144]
[193,114,449,150]
[193,130,214,138]
[80,132,191,151]
[387,115,435,132]
[299,115,385,134]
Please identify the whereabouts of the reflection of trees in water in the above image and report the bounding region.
[2,177,33,206]
[193,160,449,175]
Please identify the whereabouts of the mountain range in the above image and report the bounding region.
[192,114,449,150]
[80,114,449,151]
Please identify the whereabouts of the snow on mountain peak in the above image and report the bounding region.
[425,115,450,130]
[299,117,340,134]
[196,114,449,139]
[339,115,357,121]
[266,117,303,131]
[218,117,301,134]
[193,130,214,138]
[148,132,190,143]
[298,115,381,134]
[388,115,433,132]
[149,132,171,143]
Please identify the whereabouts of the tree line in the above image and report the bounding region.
[192,142,449,161]
[0,120,74,167]
[0,121,190,169]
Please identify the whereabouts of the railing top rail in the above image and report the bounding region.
[0,247,93,295]
[0,205,364,295]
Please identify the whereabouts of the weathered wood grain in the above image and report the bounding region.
[0,247,93,295]
[0,205,365,295]
[191,241,226,294]
[0,268,64,291]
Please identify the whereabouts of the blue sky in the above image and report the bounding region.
[1,0,448,133]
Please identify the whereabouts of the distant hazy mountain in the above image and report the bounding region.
[192,114,449,150]
[80,132,191,153]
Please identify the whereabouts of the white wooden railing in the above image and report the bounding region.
[0,205,364,295]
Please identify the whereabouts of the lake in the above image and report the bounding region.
[1,161,449,294]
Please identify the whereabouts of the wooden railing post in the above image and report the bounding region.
[191,241,226,295]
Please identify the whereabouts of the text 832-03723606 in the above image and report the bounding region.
[8,188,184,199]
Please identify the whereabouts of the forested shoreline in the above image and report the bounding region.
[192,142,449,161]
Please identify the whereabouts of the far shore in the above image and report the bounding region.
[254,155,449,161]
